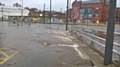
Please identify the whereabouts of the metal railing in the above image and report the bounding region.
[73,25,120,35]
[71,26,120,64]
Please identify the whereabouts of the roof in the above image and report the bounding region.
[0,6,23,10]
[81,0,101,3]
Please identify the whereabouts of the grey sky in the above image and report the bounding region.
[0,0,120,11]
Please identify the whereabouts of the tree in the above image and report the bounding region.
[13,3,22,7]
[0,2,5,6]
[24,7,30,10]
[30,8,38,12]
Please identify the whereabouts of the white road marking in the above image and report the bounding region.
[73,44,88,59]
[56,36,73,41]
[56,44,89,60]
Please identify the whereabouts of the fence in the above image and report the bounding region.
[70,25,120,65]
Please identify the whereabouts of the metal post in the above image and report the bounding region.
[101,0,106,24]
[50,0,52,24]
[21,0,23,23]
[43,3,45,24]
[79,1,82,24]
[22,0,23,16]
[1,7,3,22]
[69,0,71,22]
[104,0,116,65]
[119,55,120,67]
[85,8,89,26]
[60,8,62,13]
[66,0,69,31]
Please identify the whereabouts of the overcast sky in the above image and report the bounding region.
[0,0,120,11]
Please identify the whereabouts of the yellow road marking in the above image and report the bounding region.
[0,51,18,65]
[0,49,9,57]
[0,49,18,65]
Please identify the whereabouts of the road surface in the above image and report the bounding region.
[0,22,92,67]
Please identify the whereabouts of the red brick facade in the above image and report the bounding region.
[72,0,108,23]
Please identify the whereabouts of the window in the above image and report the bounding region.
[80,8,95,19]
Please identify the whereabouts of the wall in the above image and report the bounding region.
[72,1,108,23]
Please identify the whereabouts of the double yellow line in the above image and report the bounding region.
[0,48,18,65]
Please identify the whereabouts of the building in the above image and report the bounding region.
[71,0,120,24]
[116,8,120,24]
[0,6,29,20]
[28,9,65,21]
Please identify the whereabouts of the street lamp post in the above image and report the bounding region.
[66,0,69,31]
[104,0,116,65]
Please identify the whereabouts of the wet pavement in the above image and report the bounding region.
[0,22,92,67]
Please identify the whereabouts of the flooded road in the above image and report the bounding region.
[0,22,91,67]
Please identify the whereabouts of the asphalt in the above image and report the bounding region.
[0,22,92,67]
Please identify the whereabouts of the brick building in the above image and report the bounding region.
[71,0,120,24]
[116,8,120,24]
